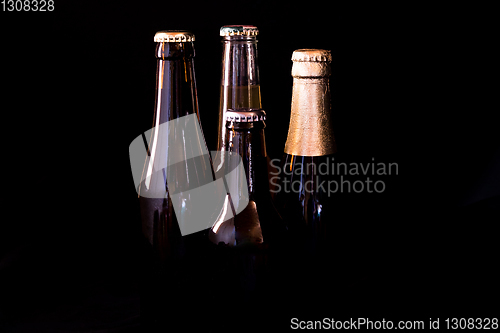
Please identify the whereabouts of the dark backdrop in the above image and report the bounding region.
[1,1,498,331]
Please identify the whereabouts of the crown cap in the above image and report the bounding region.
[220,25,259,36]
[291,49,332,77]
[154,30,195,42]
[225,109,266,122]
[292,49,332,62]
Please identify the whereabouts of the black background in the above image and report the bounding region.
[1,1,498,331]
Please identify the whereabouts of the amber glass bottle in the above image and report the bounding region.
[210,25,283,249]
[208,27,285,303]
[138,30,214,331]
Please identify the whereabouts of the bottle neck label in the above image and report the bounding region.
[284,77,337,156]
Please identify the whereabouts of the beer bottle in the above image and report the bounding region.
[211,109,283,246]
[273,49,337,256]
[137,30,215,331]
[211,25,262,246]
[207,27,286,304]
[207,108,288,308]
[210,25,283,248]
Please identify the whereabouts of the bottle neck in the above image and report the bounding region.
[145,41,212,194]
[221,36,260,88]
[225,121,267,198]
[218,36,262,150]
[284,74,337,156]
[154,42,198,124]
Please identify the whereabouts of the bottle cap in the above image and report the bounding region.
[291,49,332,78]
[154,30,195,42]
[291,49,332,62]
[226,109,266,122]
[220,25,259,36]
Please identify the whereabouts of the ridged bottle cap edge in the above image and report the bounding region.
[292,49,332,62]
[220,25,259,36]
[226,109,266,122]
[154,30,195,42]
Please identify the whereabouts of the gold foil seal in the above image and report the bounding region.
[291,49,332,62]
[284,49,336,156]
[291,49,332,77]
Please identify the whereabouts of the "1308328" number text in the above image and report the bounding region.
[2,0,54,11]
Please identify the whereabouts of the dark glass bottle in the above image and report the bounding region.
[139,30,214,264]
[137,30,215,331]
[209,25,283,248]
[273,49,337,257]
[206,28,286,307]
[210,109,282,247]
[208,108,286,310]
[211,25,261,246]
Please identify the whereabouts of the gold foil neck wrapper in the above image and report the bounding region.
[292,62,331,77]
[284,77,336,156]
